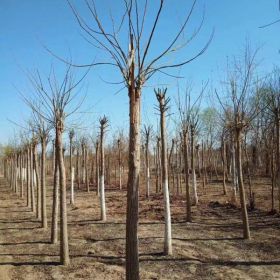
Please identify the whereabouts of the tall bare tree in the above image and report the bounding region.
[155,88,172,255]
[51,1,213,277]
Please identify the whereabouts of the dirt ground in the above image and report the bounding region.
[0,175,280,280]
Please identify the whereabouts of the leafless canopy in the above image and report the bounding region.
[49,0,214,88]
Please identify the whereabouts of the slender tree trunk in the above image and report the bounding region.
[57,125,70,265]
[20,152,24,198]
[183,132,191,222]
[158,94,172,255]
[27,147,31,208]
[95,142,100,196]
[236,129,250,239]
[86,147,89,192]
[30,146,35,213]
[34,143,41,220]
[221,137,227,195]
[70,139,75,205]
[118,140,122,190]
[41,137,47,229]
[99,122,107,221]
[51,147,59,244]
[276,115,280,212]
[145,139,150,198]
[191,128,198,205]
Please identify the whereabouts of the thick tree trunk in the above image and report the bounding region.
[126,84,141,280]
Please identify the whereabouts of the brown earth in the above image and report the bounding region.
[0,175,280,280]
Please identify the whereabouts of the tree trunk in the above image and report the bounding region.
[95,142,100,196]
[145,138,150,198]
[125,79,141,280]
[57,125,70,265]
[158,95,172,256]
[27,147,31,208]
[236,129,250,239]
[51,146,59,244]
[99,126,106,221]
[30,146,35,213]
[41,137,47,229]
[70,139,75,205]
[221,137,227,195]
[191,128,198,205]
[183,132,191,222]
[34,143,41,220]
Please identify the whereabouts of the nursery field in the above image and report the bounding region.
[0,176,280,280]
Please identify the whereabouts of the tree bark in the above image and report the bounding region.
[57,125,70,265]
[41,137,47,229]
[236,129,250,239]
[183,132,191,222]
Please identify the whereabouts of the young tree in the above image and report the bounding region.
[53,1,213,277]
[216,45,260,239]
[22,65,87,265]
[99,116,109,221]
[142,125,152,198]
[155,88,172,255]
[69,129,75,205]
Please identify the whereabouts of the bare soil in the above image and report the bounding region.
[0,175,280,280]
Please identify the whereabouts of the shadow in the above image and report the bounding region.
[0,220,38,224]
[72,253,125,266]
[139,252,164,257]
[209,259,280,266]
[0,261,60,266]
[0,206,27,209]
[0,253,58,257]
[70,220,126,226]
[85,237,124,243]
[0,226,39,231]
[173,237,243,242]
[0,240,51,245]
[0,210,31,214]
[139,256,280,266]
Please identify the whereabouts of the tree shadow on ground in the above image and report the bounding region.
[0,261,60,266]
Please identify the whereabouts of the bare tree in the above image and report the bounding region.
[142,125,152,198]
[216,45,260,239]
[50,1,214,277]
[155,88,172,255]
[99,116,109,221]
[69,129,75,205]
[21,65,87,265]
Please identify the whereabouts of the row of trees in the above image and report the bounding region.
[1,1,279,280]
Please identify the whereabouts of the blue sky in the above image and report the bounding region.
[0,0,279,144]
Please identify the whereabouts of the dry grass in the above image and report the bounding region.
[0,175,280,280]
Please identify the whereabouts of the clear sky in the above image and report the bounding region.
[0,0,279,144]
